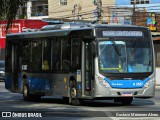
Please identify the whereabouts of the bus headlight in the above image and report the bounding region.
[0,71,4,74]
[144,78,155,88]
[96,75,110,88]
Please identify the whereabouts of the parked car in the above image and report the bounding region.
[0,61,5,81]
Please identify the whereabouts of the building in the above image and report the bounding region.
[26,0,48,19]
[48,0,115,22]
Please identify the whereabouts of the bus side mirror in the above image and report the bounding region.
[83,36,94,42]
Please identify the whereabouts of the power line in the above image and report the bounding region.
[49,0,74,13]
[26,1,160,24]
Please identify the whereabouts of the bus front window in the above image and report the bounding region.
[99,41,126,73]
[127,41,152,73]
[98,40,152,73]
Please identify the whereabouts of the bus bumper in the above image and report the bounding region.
[93,83,155,98]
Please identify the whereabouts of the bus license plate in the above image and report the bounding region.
[122,92,133,96]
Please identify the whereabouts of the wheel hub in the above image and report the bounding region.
[71,87,76,98]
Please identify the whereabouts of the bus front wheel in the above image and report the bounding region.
[70,81,80,105]
[23,84,32,101]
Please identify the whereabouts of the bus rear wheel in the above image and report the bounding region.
[23,84,32,101]
[23,84,41,101]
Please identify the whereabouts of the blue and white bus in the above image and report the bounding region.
[5,23,155,105]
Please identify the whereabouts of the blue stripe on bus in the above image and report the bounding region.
[104,77,150,88]
[28,77,51,91]
[5,75,12,90]
[18,77,22,90]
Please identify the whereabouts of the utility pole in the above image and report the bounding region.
[97,0,102,23]
[132,1,136,25]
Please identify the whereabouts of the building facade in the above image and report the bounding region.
[26,0,48,19]
[48,0,115,22]
[115,0,160,29]
[116,0,159,5]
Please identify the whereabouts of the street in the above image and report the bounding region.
[0,81,160,120]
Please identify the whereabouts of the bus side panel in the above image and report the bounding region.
[27,77,50,95]
[18,74,23,93]
[52,73,73,97]
[24,73,74,97]
[23,73,55,96]
[5,73,13,92]
[0,48,5,60]
[5,73,22,93]
[53,73,77,97]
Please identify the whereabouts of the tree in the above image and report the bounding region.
[0,0,25,31]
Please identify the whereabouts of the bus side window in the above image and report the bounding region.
[42,39,51,71]
[62,37,71,71]
[22,40,31,70]
[52,37,61,71]
[72,38,81,69]
[31,40,42,72]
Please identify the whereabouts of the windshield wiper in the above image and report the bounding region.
[128,41,136,57]
[111,40,122,56]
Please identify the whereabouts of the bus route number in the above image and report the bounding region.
[133,82,143,87]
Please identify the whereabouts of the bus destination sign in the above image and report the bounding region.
[102,31,143,37]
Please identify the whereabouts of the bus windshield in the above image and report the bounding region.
[98,39,152,73]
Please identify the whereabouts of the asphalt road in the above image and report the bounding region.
[0,81,160,120]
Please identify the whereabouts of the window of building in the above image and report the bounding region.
[60,0,67,6]
[31,0,48,16]
[130,0,150,4]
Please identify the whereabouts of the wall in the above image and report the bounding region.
[48,0,115,21]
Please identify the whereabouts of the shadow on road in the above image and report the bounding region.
[36,97,156,107]
[0,91,156,107]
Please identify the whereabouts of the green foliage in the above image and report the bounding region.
[0,0,25,31]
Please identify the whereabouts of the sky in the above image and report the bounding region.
[115,0,160,12]
[115,0,160,5]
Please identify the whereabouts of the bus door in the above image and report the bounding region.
[11,43,20,92]
[82,41,94,97]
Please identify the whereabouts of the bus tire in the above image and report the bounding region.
[70,81,80,105]
[23,84,41,101]
[120,97,133,105]
[23,84,32,101]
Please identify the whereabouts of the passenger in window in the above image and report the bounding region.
[63,59,70,71]
[42,60,49,70]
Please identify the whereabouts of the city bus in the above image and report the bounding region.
[5,23,155,105]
